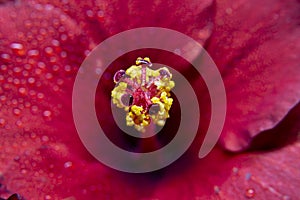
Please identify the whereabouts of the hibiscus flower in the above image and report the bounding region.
[0,0,299,199]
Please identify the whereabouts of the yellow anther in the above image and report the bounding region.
[131,105,143,115]
[111,57,175,132]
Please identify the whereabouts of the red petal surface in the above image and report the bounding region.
[207,0,300,151]
[0,0,300,200]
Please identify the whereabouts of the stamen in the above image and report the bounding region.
[111,57,175,132]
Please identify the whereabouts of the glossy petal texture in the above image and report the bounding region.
[208,0,300,151]
[0,0,300,200]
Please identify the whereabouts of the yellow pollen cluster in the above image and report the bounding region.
[111,57,175,132]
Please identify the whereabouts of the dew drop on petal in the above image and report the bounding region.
[52,65,60,72]
[60,51,67,58]
[232,167,239,174]
[64,65,71,73]
[56,79,64,86]
[31,105,39,114]
[13,108,21,116]
[41,135,49,142]
[214,185,220,194]
[44,46,54,55]
[51,39,60,47]
[13,67,22,73]
[0,95,6,102]
[45,73,53,80]
[38,62,46,69]
[18,87,27,95]
[0,64,7,71]
[16,120,23,127]
[37,92,45,100]
[43,110,52,121]
[174,48,181,55]
[27,49,39,57]
[28,77,36,84]
[86,10,94,18]
[52,85,59,92]
[283,195,291,200]
[64,161,73,169]
[24,101,31,108]
[245,188,255,199]
[10,42,25,56]
[13,78,21,85]
[245,172,252,181]
[0,118,5,127]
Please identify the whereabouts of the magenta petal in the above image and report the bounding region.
[0,1,216,199]
[208,0,300,151]
[33,0,215,45]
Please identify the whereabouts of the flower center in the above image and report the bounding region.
[111,57,175,132]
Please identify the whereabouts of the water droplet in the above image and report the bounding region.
[28,77,36,84]
[13,108,21,116]
[60,34,68,41]
[21,169,27,174]
[18,87,27,95]
[37,93,45,99]
[60,51,67,58]
[31,105,39,114]
[7,77,13,83]
[0,65,7,71]
[38,62,46,69]
[35,68,42,75]
[52,85,59,92]
[44,46,54,55]
[43,110,52,121]
[245,188,255,198]
[45,195,52,200]
[97,10,105,21]
[14,156,20,162]
[0,95,6,102]
[226,8,233,15]
[214,185,220,194]
[13,78,20,85]
[51,39,60,46]
[3,83,10,91]
[52,65,60,72]
[64,65,71,73]
[41,135,49,142]
[24,101,31,108]
[86,10,94,18]
[56,79,64,86]
[232,167,239,174]
[11,99,18,106]
[16,120,23,127]
[13,67,22,74]
[0,118,5,127]
[1,53,11,62]
[45,73,53,80]
[10,43,25,56]
[49,56,57,63]
[28,49,39,57]
[22,70,29,77]
[39,28,47,36]
[64,161,73,168]
[245,172,252,181]
[174,48,181,55]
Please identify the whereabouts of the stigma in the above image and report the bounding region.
[111,57,175,132]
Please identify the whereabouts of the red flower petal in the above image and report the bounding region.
[1,0,300,199]
[208,0,300,151]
